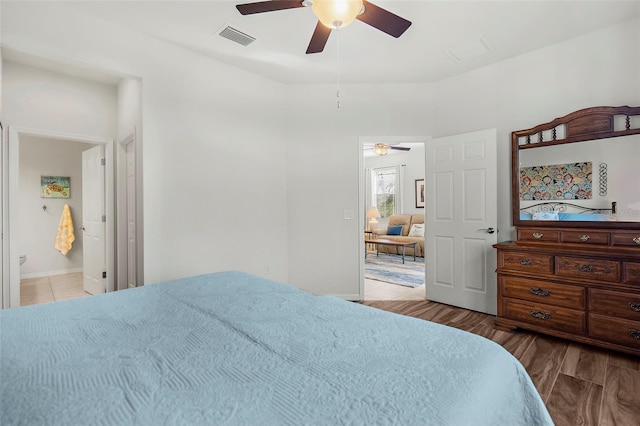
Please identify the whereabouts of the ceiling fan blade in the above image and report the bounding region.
[357,1,412,38]
[306,21,332,54]
[236,1,304,15]
[390,146,411,151]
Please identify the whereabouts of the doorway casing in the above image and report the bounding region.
[3,126,115,308]
[358,135,429,301]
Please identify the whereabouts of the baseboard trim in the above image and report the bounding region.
[21,268,83,279]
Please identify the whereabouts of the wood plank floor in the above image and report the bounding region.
[363,300,640,426]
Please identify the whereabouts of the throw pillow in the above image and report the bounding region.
[408,223,424,237]
[387,225,403,236]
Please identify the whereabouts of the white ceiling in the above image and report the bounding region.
[58,0,640,85]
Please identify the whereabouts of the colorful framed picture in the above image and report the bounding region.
[41,176,70,198]
[415,179,425,208]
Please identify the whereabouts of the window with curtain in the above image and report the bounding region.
[371,166,397,218]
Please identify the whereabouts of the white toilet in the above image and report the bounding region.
[19,255,27,265]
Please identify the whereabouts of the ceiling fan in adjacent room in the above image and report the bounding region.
[235,0,412,54]
[367,143,411,156]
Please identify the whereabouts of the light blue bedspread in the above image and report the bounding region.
[1,271,553,425]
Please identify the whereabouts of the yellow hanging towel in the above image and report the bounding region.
[54,204,75,256]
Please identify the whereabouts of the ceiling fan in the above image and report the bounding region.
[235,0,412,54]
[367,143,411,156]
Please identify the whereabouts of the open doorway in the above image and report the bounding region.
[18,135,101,305]
[1,49,144,309]
[5,127,115,308]
[360,137,427,301]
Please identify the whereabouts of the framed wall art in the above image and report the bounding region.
[41,176,70,198]
[415,179,425,208]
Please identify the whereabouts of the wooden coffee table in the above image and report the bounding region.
[364,238,417,264]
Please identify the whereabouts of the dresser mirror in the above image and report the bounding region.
[511,106,640,229]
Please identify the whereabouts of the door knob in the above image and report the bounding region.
[480,227,496,234]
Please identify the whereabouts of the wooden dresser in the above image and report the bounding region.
[496,106,640,356]
[494,227,640,356]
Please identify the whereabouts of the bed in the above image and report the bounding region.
[0,271,552,425]
[519,201,616,221]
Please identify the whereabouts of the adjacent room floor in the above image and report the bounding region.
[22,274,426,303]
[20,272,90,306]
[364,278,424,300]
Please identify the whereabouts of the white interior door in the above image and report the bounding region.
[0,122,4,308]
[126,142,137,289]
[82,145,106,295]
[425,129,498,314]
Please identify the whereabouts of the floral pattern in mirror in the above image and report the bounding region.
[520,162,592,200]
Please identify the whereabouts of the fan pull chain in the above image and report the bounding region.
[336,29,341,109]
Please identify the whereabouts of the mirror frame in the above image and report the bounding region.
[511,105,640,229]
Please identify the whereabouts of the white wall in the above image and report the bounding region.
[18,136,94,277]
[286,18,639,297]
[2,2,638,299]
[3,59,118,285]
[285,84,433,297]
[2,60,117,138]
[2,1,289,285]
[431,17,640,242]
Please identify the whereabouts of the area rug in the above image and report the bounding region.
[364,254,425,287]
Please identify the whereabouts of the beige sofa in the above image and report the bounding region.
[371,214,424,257]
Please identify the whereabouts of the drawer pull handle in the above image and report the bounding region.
[579,264,593,273]
[629,302,640,312]
[634,237,640,245]
[629,329,640,340]
[529,287,550,297]
[520,259,533,266]
[530,310,551,320]
[578,234,590,242]
[532,232,544,239]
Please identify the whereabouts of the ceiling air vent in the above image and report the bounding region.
[218,26,256,47]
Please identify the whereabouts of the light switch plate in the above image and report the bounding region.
[344,209,354,220]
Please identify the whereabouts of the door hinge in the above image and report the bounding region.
[102,215,106,222]
[101,158,106,166]
[102,271,107,279]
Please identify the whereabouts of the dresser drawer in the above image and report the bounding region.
[610,232,640,247]
[589,313,640,350]
[517,228,559,243]
[499,252,554,275]
[555,256,620,282]
[624,262,640,284]
[503,299,586,334]
[560,230,609,245]
[501,276,585,309]
[590,288,640,321]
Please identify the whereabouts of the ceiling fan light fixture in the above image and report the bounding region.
[312,0,363,29]
[373,143,390,156]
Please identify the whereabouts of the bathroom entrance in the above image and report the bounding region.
[4,127,115,308]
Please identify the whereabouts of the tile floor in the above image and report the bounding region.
[20,272,91,306]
